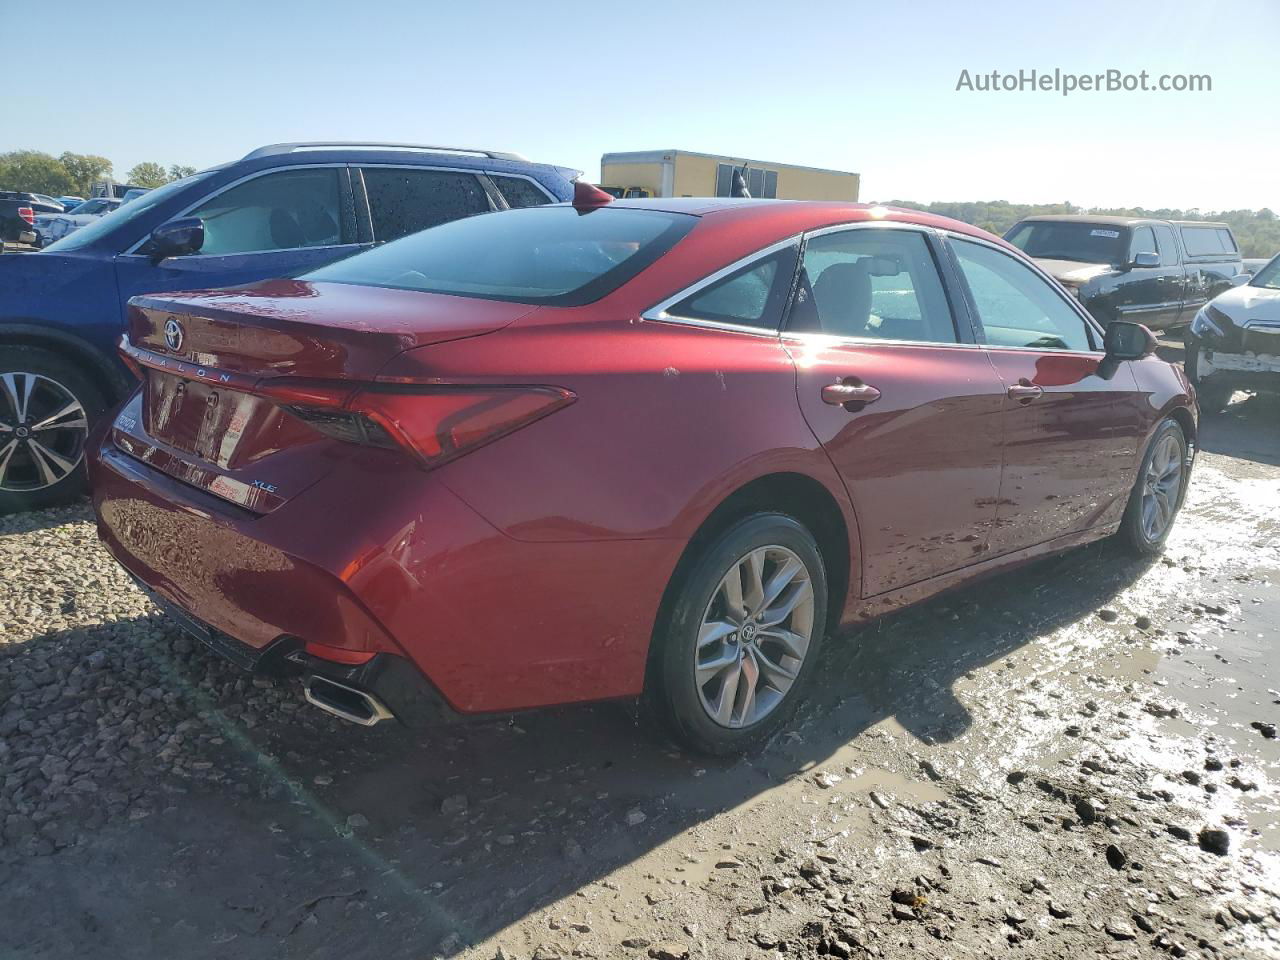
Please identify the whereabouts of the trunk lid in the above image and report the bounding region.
[118,279,535,510]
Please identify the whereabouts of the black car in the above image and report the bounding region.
[0,197,38,247]
[1006,215,1245,331]
[0,191,63,216]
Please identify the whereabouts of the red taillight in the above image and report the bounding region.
[17,207,34,226]
[277,382,575,469]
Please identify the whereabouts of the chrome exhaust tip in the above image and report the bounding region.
[304,675,394,726]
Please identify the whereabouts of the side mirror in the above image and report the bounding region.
[1097,320,1156,380]
[1104,320,1157,360]
[1229,273,1251,287]
[147,217,204,260]
[1130,251,1159,269]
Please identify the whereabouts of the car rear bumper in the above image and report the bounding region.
[89,432,680,716]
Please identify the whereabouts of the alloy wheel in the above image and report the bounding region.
[1140,433,1183,542]
[0,372,90,492]
[695,545,815,728]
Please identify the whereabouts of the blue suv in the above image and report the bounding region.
[0,142,577,512]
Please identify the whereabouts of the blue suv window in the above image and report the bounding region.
[491,175,552,208]
[189,168,347,255]
[361,167,492,243]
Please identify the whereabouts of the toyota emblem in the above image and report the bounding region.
[163,317,185,352]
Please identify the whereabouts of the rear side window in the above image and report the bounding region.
[952,239,1093,352]
[362,167,492,242]
[1180,225,1234,257]
[665,246,798,330]
[189,168,347,256]
[788,229,957,344]
[491,175,553,208]
[303,205,695,306]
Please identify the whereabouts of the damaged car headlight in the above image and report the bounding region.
[1190,306,1225,339]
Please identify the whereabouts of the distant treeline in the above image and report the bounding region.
[889,200,1280,260]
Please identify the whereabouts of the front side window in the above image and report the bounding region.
[788,229,957,344]
[665,246,797,329]
[362,167,491,242]
[43,172,211,253]
[303,205,695,306]
[189,168,346,256]
[491,175,552,209]
[1153,223,1179,266]
[1129,226,1157,263]
[953,239,1093,352]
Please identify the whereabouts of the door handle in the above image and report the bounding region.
[821,381,881,406]
[1007,380,1043,403]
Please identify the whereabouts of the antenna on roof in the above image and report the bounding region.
[731,163,752,199]
[571,180,614,211]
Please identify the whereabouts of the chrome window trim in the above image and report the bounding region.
[781,330,983,350]
[942,229,1108,355]
[640,236,801,335]
[121,162,351,257]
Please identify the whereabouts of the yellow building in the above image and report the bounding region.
[600,149,859,201]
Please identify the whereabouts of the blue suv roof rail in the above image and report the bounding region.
[242,142,528,162]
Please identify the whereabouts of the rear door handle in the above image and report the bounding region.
[1007,380,1043,403]
[821,381,882,406]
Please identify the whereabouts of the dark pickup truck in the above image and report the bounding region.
[1005,215,1246,331]
[0,195,38,248]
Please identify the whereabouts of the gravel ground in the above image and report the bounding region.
[1,394,1278,960]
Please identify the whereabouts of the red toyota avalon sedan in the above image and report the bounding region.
[89,191,1196,754]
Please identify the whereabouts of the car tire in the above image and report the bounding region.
[0,345,105,514]
[1118,418,1188,556]
[644,513,829,755]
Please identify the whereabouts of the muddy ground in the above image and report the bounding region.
[2,391,1278,960]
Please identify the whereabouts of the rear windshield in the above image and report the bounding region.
[1005,221,1126,266]
[302,205,696,306]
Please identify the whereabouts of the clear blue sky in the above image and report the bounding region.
[4,0,1276,210]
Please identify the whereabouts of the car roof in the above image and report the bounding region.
[1018,213,1231,230]
[203,142,580,182]
[597,197,1008,245]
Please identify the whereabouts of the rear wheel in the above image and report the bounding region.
[0,346,104,514]
[1118,419,1188,555]
[645,513,828,755]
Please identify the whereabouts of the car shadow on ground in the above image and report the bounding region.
[6,529,1156,959]
[1198,393,1280,468]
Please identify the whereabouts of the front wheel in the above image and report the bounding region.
[645,513,829,755]
[1118,419,1188,555]
[0,346,105,514]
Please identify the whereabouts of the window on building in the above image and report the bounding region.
[714,163,778,199]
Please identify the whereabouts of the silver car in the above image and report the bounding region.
[34,196,121,247]
[1185,252,1280,410]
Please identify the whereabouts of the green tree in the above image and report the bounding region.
[126,162,169,188]
[168,164,197,181]
[0,150,74,195]
[58,152,113,197]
